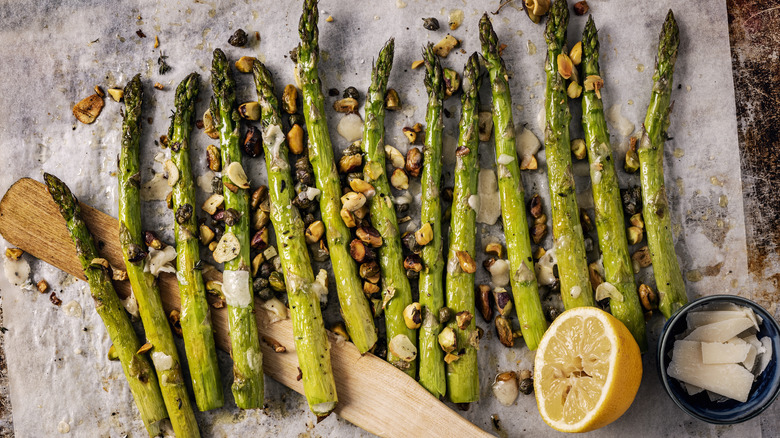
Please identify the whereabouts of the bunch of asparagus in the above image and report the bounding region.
[43,1,689,432]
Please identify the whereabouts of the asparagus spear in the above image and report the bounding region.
[44,173,168,437]
[359,39,417,375]
[297,0,377,353]
[544,0,595,309]
[211,49,264,409]
[169,73,224,412]
[444,52,481,403]
[639,10,687,318]
[581,17,648,350]
[118,74,200,436]
[253,59,338,418]
[480,14,548,350]
[418,42,445,396]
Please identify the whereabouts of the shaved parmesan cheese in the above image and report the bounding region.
[121,293,140,318]
[313,269,329,304]
[516,126,541,158]
[261,297,288,323]
[606,104,635,137]
[701,342,751,364]
[305,187,321,201]
[145,246,177,277]
[476,169,500,225]
[140,172,169,201]
[684,317,755,343]
[263,124,288,169]
[668,340,754,403]
[497,154,515,165]
[488,259,510,287]
[222,270,252,308]
[670,303,773,404]
[757,337,773,376]
[4,255,30,287]
[151,352,174,371]
[467,194,480,212]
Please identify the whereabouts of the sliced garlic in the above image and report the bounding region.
[385,145,405,168]
[388,334,418,362]
[213,232,241,264]
[226,162,250,189]
[595,281,624,302]
[202,194,225,215]
[164,160,179,187]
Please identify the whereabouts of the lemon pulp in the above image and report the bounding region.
[540,315,612,424]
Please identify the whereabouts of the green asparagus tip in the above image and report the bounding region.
[582,16,598,69]
[299,0,319,58]
[252,59,274,94]
[422,43,443,99]
[122,75,143,114]
[211,49,234,100]
[462,52,481,99]
[175,73,200,109]
[169,73,201,140]
[655,9,679,78]
[372,38,395,93]
[545,0,569,48]
[478,13,497,56]
[43,173,75,219]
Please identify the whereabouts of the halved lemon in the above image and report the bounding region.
[534,307,642,433]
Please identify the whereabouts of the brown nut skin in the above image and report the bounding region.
[455,311,473,330]
[363,281,380,296]
[144,230,163,250]
[639,284,658,311]
[251,227,270,251]
[476,284,494,322]
[333,97,358,113]
[339,154,362,174]
[531,223,548,244]
[405,147,423,177]
[242,125,262,158]
[485,242,503,258]
[632,246,652,268]
[359,261,380,279]
[493,288,513,317]
[588,262,604,290]
[495,315,514,347]
[580,208,594,232]
[250,185,269,210]
[356,225,383,248]
[349,239,375,264]
[529,194,543,219]
[403,253,423,273]
[283,84,298,114]
[403,303,422,329]
[573,0,589,15]
[206,144,221,171]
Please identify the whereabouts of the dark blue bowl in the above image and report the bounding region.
[657,294,780,424]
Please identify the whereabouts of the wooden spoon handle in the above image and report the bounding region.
[0,177,490,438]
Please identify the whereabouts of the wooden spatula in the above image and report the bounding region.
[0,177,491,438]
